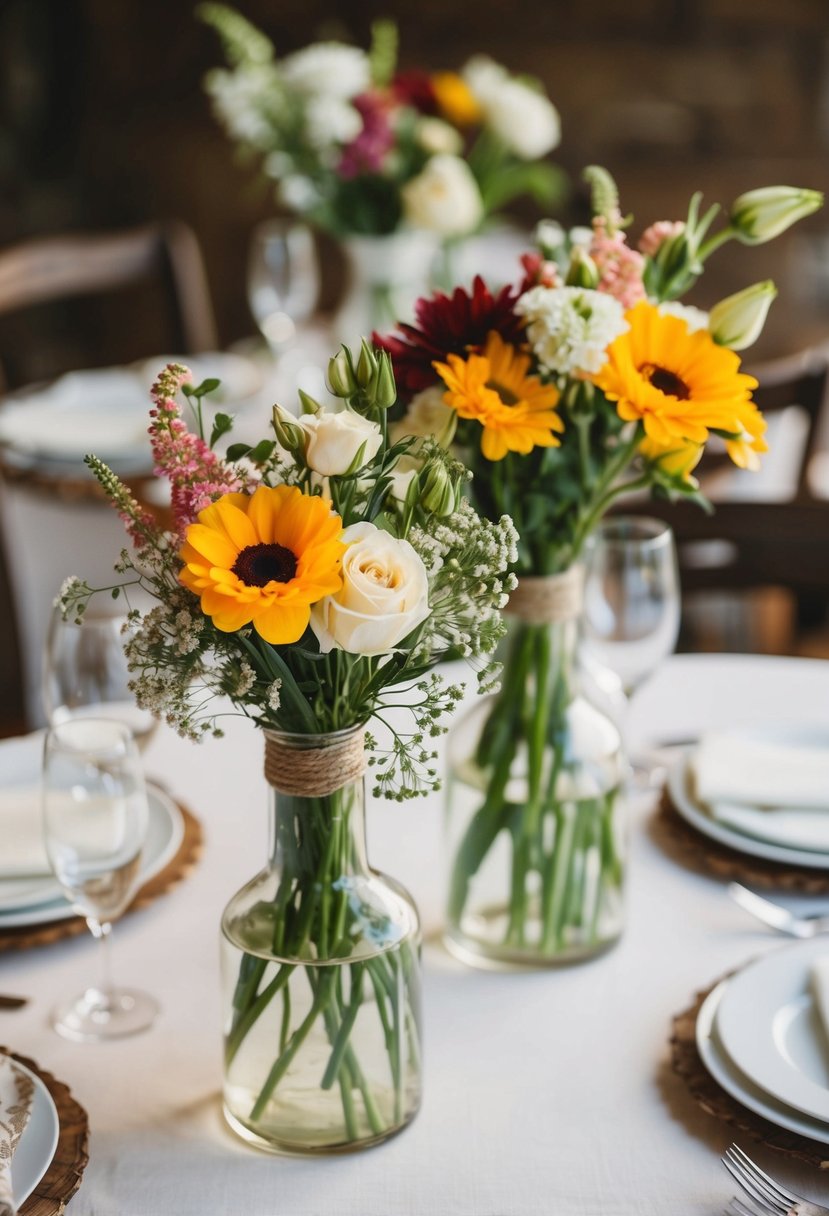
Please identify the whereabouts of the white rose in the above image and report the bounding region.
[311,522,430,656]
[389,385,455,445]
[401,155,484,237]
[416,116,463,156]
[280,43,370,100]
[463,56,560,159]
[295,409,382,477]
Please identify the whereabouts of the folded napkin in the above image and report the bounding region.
[0,787,50,878]
[0,1055,35,1216]
[691,730,829,852]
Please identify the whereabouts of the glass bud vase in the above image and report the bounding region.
[445,566,628,969]
[221,726,422,1154]
[333,230,440,344]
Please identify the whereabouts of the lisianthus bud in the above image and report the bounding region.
[298,389,322,415]
[709,280,777,351]
[355,339,379,389]
[730,186,823,244]
[327,348,357,397]
[418,461,458,517]
[272,404,305,453]
[368,350,397,410]
[565,246,599,289]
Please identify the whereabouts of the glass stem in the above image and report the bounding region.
[89,919,114,1002]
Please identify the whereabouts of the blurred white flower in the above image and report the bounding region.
[401,155,483,236]
[304,95,362,149]
[280,43,370,100]
[463,55,560,159]
[416,116,463,156]
[277,175,319,211]
[535,220,565,252]
[205,67,276,148]
[517,286,629,375]
[657,301,710,333]
[389,385,455,445]
[388,454,423,503]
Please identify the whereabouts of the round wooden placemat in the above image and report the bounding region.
[671,974,829,1169]
[652,792,829,894]
[0,795,203,954]
[2,1047,90,1216]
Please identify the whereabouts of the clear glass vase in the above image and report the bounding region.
[334,230,440,344]
[221,726,422,1154]
[445,568,628,969]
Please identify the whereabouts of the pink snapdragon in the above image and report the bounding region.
[148,363,254,537]
[638,219,685,258]
[337,92,395,179]
[589,215,646,309]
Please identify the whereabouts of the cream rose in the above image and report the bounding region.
[389,385,455,445]
[311,522,430,656]
[401,155,483,237]
[298,409,382,476]
[387,454,423,503]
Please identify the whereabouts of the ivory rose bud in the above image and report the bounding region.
[401,155,484,237]
[311,522,430,656]
[297,408,382,476]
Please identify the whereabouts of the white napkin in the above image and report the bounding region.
[812,956,829,1051]
[692,730,829,852]
[0,1056,35,1216]
[0,787,50,878]
[0,368,148,460]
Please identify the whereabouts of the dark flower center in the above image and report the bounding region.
[486,378,519,406]
[640,363,690,400]
[232,543,298,587]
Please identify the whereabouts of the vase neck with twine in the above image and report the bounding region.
[262,726,369,875]
[505,565,585,685]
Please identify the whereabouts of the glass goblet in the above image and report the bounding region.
[43,718,159,1041]
[43,608,156,750]
[246,219,319,357]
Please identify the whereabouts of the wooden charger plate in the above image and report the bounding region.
[1,1047,90,1216]
[0,798,203,953]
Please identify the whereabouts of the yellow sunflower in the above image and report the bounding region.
[592,301,767,468]
[433,331,564,461]
[179,485,345,645]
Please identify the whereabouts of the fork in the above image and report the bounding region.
[722,1142,829,1215]
[728,883,829,938]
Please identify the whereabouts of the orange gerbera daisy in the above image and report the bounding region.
[433,331,564,461]
[179,485,345,645]
[593,301,768,468]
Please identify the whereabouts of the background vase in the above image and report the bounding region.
[445,567,628,969]
[333,230,441,346]
[221,726,422,1154]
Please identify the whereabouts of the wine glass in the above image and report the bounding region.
[246,219,319,356]
[43,608,156,749]
[583,516,680,782]
[43,718,159,1040]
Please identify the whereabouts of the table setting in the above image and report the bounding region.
[2,27,829,1206]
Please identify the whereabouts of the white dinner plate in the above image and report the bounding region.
[0,783,184,928]
[0,368,152,471]
[716,938,829,1123]
[135,352,263,404]
[10,1058,60,1208]
[696,979,829,1145]
[666,752,829,870]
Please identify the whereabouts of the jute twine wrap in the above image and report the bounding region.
[263,730,367,798]
[506,565,585,625]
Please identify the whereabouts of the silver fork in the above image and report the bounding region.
[728,883,829,938]
[722,1143,829,1216]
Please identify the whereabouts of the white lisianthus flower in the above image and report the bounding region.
[304,96,362,149]
[416,116,464,156]
[280,42,370,100]
[388,454,423,503]
[657,301,710,333]
[402,155,484,237]
[516,286,629,376]
[463,55,560,159]
[389,385,454,445]
[311,522,430,656]
[297,409,382,476]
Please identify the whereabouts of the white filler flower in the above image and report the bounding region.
[280,42,370,100]
[516,286,629,376]
[463,56,560,159]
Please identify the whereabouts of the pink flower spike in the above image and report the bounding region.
[638,220,685,258]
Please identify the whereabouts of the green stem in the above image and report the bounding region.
[249,969,336,1122]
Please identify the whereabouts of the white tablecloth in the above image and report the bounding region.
[5,653,829,1215]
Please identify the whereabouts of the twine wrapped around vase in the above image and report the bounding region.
[506,565,585,625]
[263,729,367,798]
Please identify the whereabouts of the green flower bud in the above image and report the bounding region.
[368,350,398,410]
[355,339,379,389]
[272,404,305,453]
[298,389,322,415]
[709,280,777,351]
[565,246,599,289]
[418,461,459,517]
[730,186,823,245]
[327,348,357,397]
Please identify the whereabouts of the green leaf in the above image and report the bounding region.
[191,377,221,399]
[226,442,252,462]
[210,412,234,448]
[249,439,276,463]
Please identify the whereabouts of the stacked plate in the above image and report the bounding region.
[0,732,185,932]
[666,724,829,870]
[697,938,829,1144]
[6,1056,60,1209]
